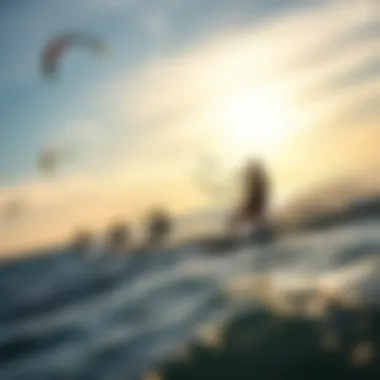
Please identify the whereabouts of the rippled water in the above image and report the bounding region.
[1,218,380,380]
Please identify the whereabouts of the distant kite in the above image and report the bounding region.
[37,147,64,176]
[41,32,108,79]
[37,142,78,177]
[1,199,24,221]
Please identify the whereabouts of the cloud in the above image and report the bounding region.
[101,0,378,205]
[105,0,376,163]
[87,0,172,41]
[44,120,105,149]
[273,120,380,204]
[90,0,132,9]
[143,7,168,36]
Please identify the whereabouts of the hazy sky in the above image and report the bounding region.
[0,0,378,255]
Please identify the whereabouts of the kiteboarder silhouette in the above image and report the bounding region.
[229,159,270,232]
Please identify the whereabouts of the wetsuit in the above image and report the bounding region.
[231,164,269,227]
[148,212,172,245]
[242,167,268,221]
[108,224,129,250]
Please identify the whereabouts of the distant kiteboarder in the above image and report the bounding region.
[71,229,93,252]
[146,208,173,248]
[106,222,131,252]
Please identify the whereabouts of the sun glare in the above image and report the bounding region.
[215,86,298,162]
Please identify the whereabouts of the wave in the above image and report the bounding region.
[1,211,380,379]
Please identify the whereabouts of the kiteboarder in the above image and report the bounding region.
[229,159,270,230]
[146,208,173,248]
[106,222,130,252]
[71,229,93,251]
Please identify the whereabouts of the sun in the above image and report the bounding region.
[214,85,298,162]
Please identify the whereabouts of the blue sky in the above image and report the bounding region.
[0,0,378,183]
[0,0,378,254]
[0,0,298,182]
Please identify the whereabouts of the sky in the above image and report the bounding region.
[0,0,378,255]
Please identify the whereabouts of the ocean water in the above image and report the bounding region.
[1,217,380,380]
